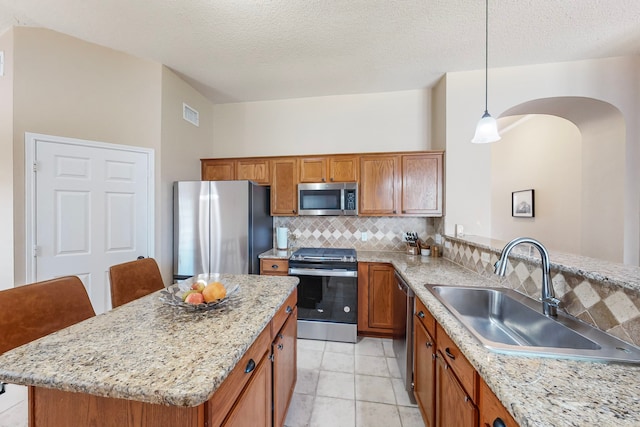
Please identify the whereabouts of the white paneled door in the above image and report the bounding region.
[28,133,153,314]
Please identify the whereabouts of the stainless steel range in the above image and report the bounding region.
[288,248,358,343]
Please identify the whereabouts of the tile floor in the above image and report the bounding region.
[0,337,424,427]
[285,337,425,427]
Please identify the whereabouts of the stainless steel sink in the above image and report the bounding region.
[425,284,640,364]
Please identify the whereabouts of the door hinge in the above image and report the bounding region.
[32,245,40,257]
[33,161,38,173]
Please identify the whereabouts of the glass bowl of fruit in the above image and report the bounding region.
[159,275,239,311]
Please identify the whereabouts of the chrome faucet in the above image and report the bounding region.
[494,237,560,317]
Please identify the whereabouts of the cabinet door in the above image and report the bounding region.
[435,353,478,427]
[401,153,443,216]
[272,307,298,427]
[359,155,400,215]
[237,158,270,185]
[222,353,272,427]
[271,158,298,215]
[328,155,358,182]
[479,379,519,427]
[414,318,436,427]
[202,159,235,181]
[299,157,327,183]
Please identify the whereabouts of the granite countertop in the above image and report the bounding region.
[0,274,299,407]
[358,251,640,427]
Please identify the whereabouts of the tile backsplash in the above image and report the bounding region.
[274,216,443,251]
[444,238,640,347]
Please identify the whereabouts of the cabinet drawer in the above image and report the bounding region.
[436,323,478,402]
[260,258,289,276]
[271,288,298,339]
[207,325,271,427]
[415,297,436,338]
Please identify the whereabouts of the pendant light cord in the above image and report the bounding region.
[484,0,489,113]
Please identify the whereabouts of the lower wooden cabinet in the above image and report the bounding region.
[435,352,478,427]
[223,352,272,427]
[357,262,397,337]
[414,315,436,427]
[272,306,297,427]
[479,379,519,427]
[260,258,289,276]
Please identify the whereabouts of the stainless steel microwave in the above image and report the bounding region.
[298,182,358,216]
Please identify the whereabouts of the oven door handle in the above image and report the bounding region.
[288,268,358,278]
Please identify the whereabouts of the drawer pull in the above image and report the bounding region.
[277,333,284,339]
[417,311,425,319]
[244,359,256,374]
[426,341,433,348]
[272,264,279,269]
[445,348,456,360]
[286,305,293,314]
[277,343,284,350]
[493,418,506,427]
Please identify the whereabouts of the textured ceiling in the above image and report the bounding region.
[0,0,639,104]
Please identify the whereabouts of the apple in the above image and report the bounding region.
[191,282,205,292]
[185,292,204,304]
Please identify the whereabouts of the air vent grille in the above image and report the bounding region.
[183,103,199,127]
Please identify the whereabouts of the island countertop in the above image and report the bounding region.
[0,274,298,407]
[358,250,640,427]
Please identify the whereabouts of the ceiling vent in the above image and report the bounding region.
[183,103,199,127]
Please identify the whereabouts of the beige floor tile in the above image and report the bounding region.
[284,393,315,427]
[382,340,395,357]
[0,399,28,427]
[387,356,402,378]
[325,341,355,354]
[391,377,417,407]
[355,337,385,356]
[310,396,355,427]
[298,348,324,370]
[355,401,402,427]
[321,351,355,373]
[355,354,390,377]
[298,339,326,352]
[355,375,396,404]
[397,405,426,427]
[295,368,320,395]
[316,371,355,400]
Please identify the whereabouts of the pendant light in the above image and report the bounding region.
[471,0,501,143]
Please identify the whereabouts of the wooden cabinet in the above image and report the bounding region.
[414,299,437,427]
[435,353,478,427]
[222,352,272,427]
[359,155,400,215]
[479,379,519,427]
[401,152,443,216]
[272,306,297,427]
[202,159,235,181]
[260,258,289,276]
[357,262,396,337]
[299,155,358,183]
[237,158,270,185]
[271,158,298,216]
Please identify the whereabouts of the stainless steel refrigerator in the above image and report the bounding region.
[173,180,273,280]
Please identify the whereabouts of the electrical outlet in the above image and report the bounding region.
[435,234,442,244]
[445,241,452,249]
[361,231,368,242]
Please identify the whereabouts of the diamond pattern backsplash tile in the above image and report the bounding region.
[443,237,640,347]
[273,216,439,252]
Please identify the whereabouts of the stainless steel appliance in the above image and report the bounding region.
[297,182,358,216]
[173,180,273,280]
[393,271,416,404]
[288,247,358,343]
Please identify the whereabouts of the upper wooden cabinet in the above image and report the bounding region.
[299,155,358,183]
[401,153,443,216]
[237,158,271,185]
[271,158,298,216]
[359,155,400,216]
[202,159,235,181]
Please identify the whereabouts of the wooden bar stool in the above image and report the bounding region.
[109,258,165,308]
[0,276,96,394]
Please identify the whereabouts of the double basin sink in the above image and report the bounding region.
[425,284,640,364]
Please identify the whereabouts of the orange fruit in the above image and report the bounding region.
[202,281,227,302]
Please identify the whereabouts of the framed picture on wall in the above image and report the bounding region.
[512,189,534,218]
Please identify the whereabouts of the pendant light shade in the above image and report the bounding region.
[472,0,500,144]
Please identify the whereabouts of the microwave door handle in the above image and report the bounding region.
[340,189,345,212]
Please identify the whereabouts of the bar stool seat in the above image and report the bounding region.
[109,258,165,308]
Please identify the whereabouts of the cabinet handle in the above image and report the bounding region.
[417,311,425,319]
[244,359,256,373]
[393,210,396,214]
[493,418,506,427]
[321,177,326,182]
[286,306,293,314]
[445,348,456,360]
[277,343,284,350]
[402,210,406,213]
[426,341,433,348]
[330,177,334,181]
[278,333,284,339]
[272,264,279,269]
[292,209,296,213]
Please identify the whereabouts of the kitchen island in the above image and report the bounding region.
[357,250,640,427]
[0,274,299,427]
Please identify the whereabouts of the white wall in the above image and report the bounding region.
[0,29,14,290]
[212,89,432,157]
[445,56,640,265]
[491,115,583,255]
